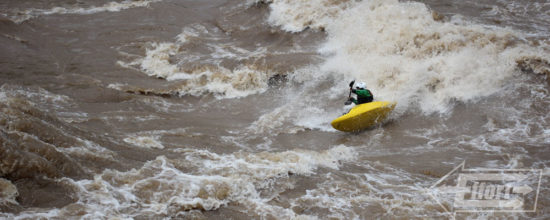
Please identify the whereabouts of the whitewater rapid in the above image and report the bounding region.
[1,0,549,219]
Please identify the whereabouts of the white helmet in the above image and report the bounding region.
[355,82,367,89]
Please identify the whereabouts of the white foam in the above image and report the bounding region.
[0,84,93,124]
[114,21,277,99]
[138,42,180,79]
[247,71,347,133]
[139,97,196,113]
[8,145,355,218]
[123,128,191,149]
[249,98,334,134]
[0,84,72,106]
[117,41,271,99]
[459,136,503,153]
[246,0,550,134]
[57,139,118,163]
[318,0,550,114]
[289,161,439,219]
[123,136,165,149]
[5,0,162,23]
[188,144,356,174]
[175,25,205,44]
[544,129,550,144]
[482,0,550,36]
[248,102,294,134]
[262,0,356,32]
[261,0,549,115]
[0,178,18,205]
[481,82,550,146]
[0,85,117,164]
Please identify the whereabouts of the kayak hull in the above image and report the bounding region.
[331,101,396,132]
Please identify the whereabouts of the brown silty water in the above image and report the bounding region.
[1,0,549,219]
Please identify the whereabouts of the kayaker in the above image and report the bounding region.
[348,82,373,105]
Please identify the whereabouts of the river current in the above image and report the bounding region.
[1,0,549,219]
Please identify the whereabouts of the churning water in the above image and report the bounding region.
[1,0,549,219]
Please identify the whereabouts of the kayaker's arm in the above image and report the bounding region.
[348,97,358,104]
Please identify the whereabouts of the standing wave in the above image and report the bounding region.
[262,0,549,114]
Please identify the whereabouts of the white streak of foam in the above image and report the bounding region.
[6,0,162,23]
[58,139,117,163]
[0,84,72,106]
[459,136,503,153]
[123,128,188,150]
[123,136,164,149]
[139,97,196,113]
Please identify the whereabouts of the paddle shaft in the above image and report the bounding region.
[345,80,355,105]
[348,80,355,98]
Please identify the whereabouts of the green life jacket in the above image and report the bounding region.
[351,89,373,104]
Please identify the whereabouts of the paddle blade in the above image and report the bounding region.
[349,80,355,88]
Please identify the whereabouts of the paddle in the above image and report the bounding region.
[344,80,355,105]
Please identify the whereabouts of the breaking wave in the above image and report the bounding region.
[3,145,355,219]
[317,0,549,113]
[260,0,549,115]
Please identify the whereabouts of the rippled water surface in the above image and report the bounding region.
[1,0,549,219]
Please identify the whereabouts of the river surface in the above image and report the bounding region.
[1,0,549,219]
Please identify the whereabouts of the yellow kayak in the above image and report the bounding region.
[331,101,396,132]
